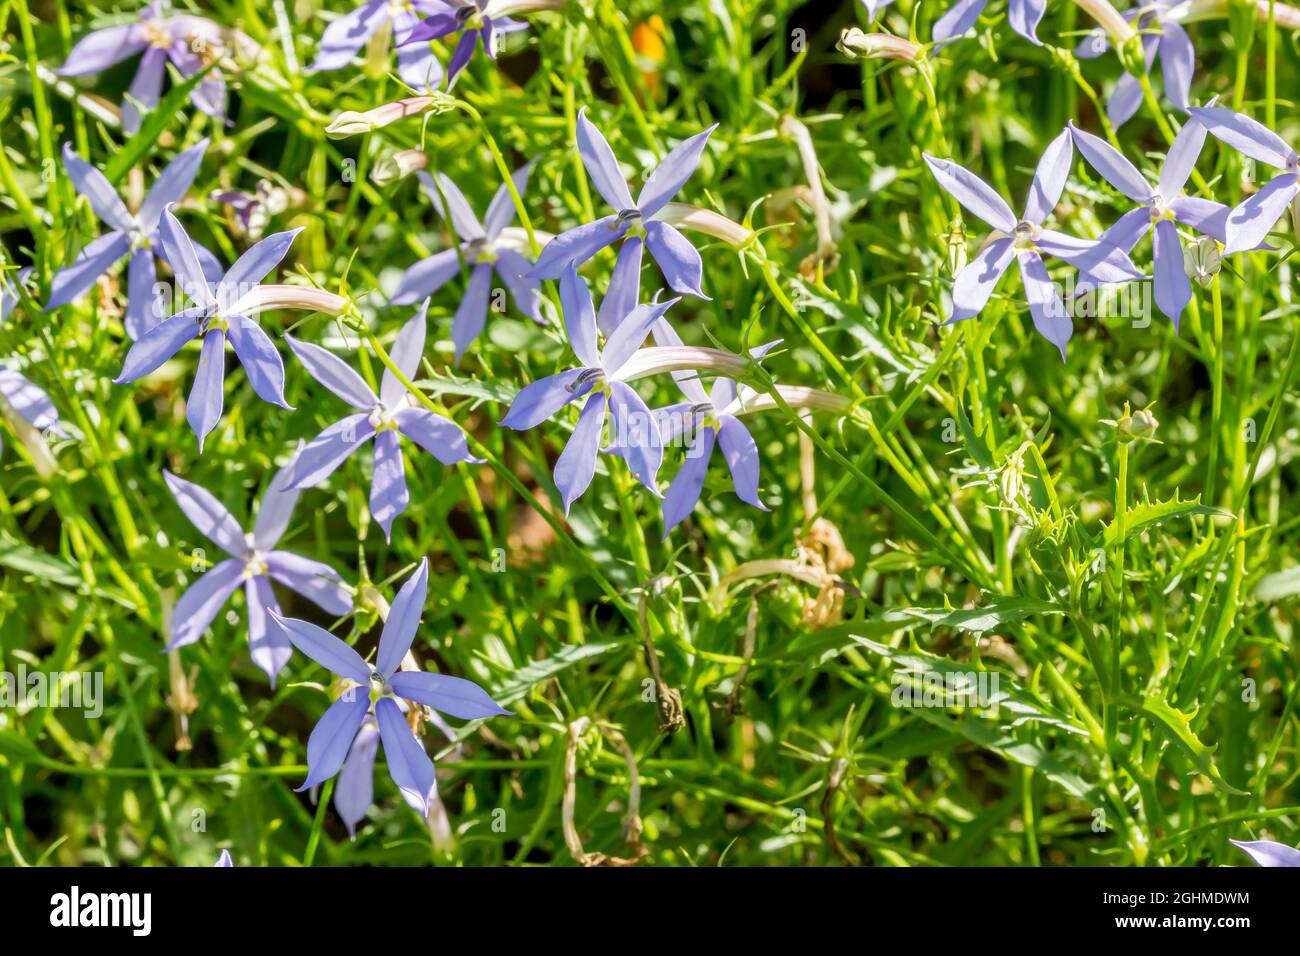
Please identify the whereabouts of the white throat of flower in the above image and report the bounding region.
[242,532,268,579]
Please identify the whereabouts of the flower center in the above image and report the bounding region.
[456,5,484,29]
[368,667,391,704]
[143,21,172,48]
[1012,220,1038,250]
[465,237,496,265]
[242,535,268,577]
[614,208,643,235]
[1149,194,1174,223]
[368,404,397,431]
[567,368,606,393]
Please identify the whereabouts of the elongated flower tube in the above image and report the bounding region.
[924,129,1144,358]
[308,0,445,90]
[838,29,922,62]
[1072,0,1138,42]
[114,208,304,451]
[47,141,219,339]
[1230,839,1300,867]
[270,559,509,836]
[1076,1,1194,129]
[162,464,353,685]
[324,93,454,137]
[391,162,541,360]
[1187,104,1300,254]
[285,301,481,540]
[1068,117,1237,328]
[499,267,679,511]
[528,107,717,320]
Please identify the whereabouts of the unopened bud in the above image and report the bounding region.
[836,28,921,62]
[324,94,455,138]
[371,148,430,185]
[1117,407,1159,442]
[1183,236,1221,288]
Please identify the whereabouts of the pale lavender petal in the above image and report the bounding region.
[170,43,227,119]
[596,238,643,336]
[308,0,390,72]
[606,380,662,495]
[418,171,484,240]
[576,106,634,211]
[932,0,987,44]
[162,468,245,555]
[717,414,766,509]
[651,400,701,445]
[393,406,479,465]
[219,228,303,305]
[57,23,146,76]
[285,335,377,410]
[377,557,427,676]
[124,246,160,340]
[527,216,624,279]
[0,365,58,433]
[1036,229,1144,283]
[246,575,292,686]
[1169,197,1229,242]
[289,415,376,488]
[382,299,429,406]
[1023,128,1074,225]
[167,558,243,649]
[1160,117,1209,199]
[483,158,536,240]
[269,610,371,683]
[451,263,493,362]
[644,221,707,298]
[115,308,203,383]
[121,46,166,136]
[1107,72,1145,130]
[188,330,227,452]
[950,236,1014,323]
[1230,839,1300,868]
[335,722,379,838]
[265,552,352,615]
[227,316,291,410]
[922,153,1016,232]
[601,296,679,376]
[296,692,370,790]
[46,231,130,311]
[1152,218,1190,329]
[492,247,541,323]
[214,849,233,867]
[649,319,709,404]
[559,265,600,366]
[1158,22,1194,111]
[396,36,444,90]
[376,696,436,814]
[139,138,210,229]
[638,124,717,217]
[661,425,715,536]
[445,29,479,86]
[498,368,588,429]
[1017,251,1071,360]
[400,10,459,46]
[1187,105,1296,171]
[160,208,215,306]
[253,457,302,549]
[1223,174,1300,255]
[1068,122,1151,202]
[391,248,461,305]
[554,390,607,514]
[389,670,511,719]
[1006,0,1045,44]
[370,428,408,540]
[1095,207,1152,255]
[63,142,133,229]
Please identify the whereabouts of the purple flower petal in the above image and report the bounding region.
[649,319,709,403]
[124,246,160,340]
[1169,197,1229,242]
[1023,128,1074,225]
[382,299,429,405]
[121,46,167,136]
[1068,123,1151,203]
[389,670,511,719]
[214,849,233,867]
[115,308,203,383]
[498,368,588,429]
[377,558,428,676]
[1187,105,1296,171]
[1158,21,1194,111]
[159,208,216,307]
[265,551,353,616]
[169,42,227,119]
[1229,839,1300,868]
[483,158,536,240]
[922,153,1016,233]
[1036,229,1144,283]
[269,610,371,684]
[950,236,1015,323]
[418,172,485,241]
[296,691,370,791]
[375,696,436,815]
[252,458,301,549]
[401,10,459,46]
[57,23,146,76]
[219,228,303,307]
[167,558,243,650]
[369,428,409,540]
[606,380,662,495]
[0,365,58,433]
[444,29,479,86]
[393,406,479,465]
[1152,218,1190,329]
[162,468,246,556]
[932,0,987,45]
[60,140,133,229]
[560,265,600,366]
[188,329,227,452]
[139,138,210,230]
[335,721,379,838]
[308,0,390,72]
[1107,71,1146,131]
[576,107,634,211]
[451,263,493,362]
[1160,117,1209,199]
[288,413,376,487]
[396,34,445,90]
[286,335,378,410]
[46,231,130,311]
[602,297,679,376]
[717,414,767,510]
[1016,251,1071,360]
[554,390,607,514]
[638,124,717,218]
[527,216,624,279]
[1007,0,1046,45]
[391,248,461,305]
[246,575,292,686]
[644,221,707,298]
[227,316,292,410]
[1094,207,1153,255]
[596,238,643,335]
[492,248,541,323]
[661,425,715,535]
[1223,173,1300,255]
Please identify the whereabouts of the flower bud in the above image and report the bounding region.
[371,148,430,185]
[324,94,455,138]
[1183,236,1222,288]
[836,28,921,62]
[1117,407,1159,442]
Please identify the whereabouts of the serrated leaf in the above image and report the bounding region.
[897,597,1064,633]
[1102,496,1228,547]
[1131,695,1248,796]
[0,536,81,587]
[491,641,618,706]
[956,404,993,469]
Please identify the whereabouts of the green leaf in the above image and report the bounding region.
[0,730,43,763]
[1130,696,1249,796]
[1254,566,1300,603]
[1102,496,1228,548]
[104,63,213,184]
[491,642,619,706]
[897,597,1064,633]
[956,404,993,469]
[0,536,81,587]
